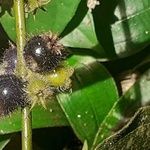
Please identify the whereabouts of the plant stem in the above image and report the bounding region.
[14,0,32,150]
[14,0,26,76]
[22,107,32,150]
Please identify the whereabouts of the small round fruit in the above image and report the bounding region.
[3,43,17,74]
[23,34,69,73]
[0,75,27,116]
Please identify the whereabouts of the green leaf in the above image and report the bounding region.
[61,0,150,59]
[57,56,119,148]
[111,0,150,57]
[97,106,150,149]
[0,99,68,134]
[0,0,81,41]
[93,69,150,149]
[60,11,105,57]
[0,135,10,150]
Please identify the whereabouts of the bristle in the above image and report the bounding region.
[3,42,17,74]
[0,75,28,116]
[23,34,69,73]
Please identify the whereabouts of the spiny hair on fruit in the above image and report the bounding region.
[23,33,69,73]
[3,42,17,74]
[0,74,28,116]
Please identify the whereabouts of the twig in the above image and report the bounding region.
[13,0,32,150]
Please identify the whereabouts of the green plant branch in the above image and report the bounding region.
[14,0,32,150]
[14,0,26,76]
[22,107,32,150]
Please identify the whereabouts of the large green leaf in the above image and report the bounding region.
[57,56,119,148]
[0,99,68,134]
[60,11,105,57]
[93,68,150,149]
[0,0,81,41]
[111,0,150,57]
[61,0,150,59]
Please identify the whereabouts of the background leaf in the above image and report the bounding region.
[60,11,105,58]
[57,55,119,148]
[61,0,150,59]
[108,123,150,150]
[92,68,150,149]
[97,106,150,149]
[110,0,150,57]
[0,0,81,41]
[0,99,68,134]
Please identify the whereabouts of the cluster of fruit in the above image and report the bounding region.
[0,33,73,116]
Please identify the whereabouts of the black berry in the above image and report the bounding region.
[23,34,69,73]
[3,43,17,74]
[0,75,27,116]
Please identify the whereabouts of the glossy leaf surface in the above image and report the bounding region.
[93,69,150,149]
[0,0,81,41]
[61,0,150,59]
[58,56,119,148]
[0,99,68,134]
[60,11,105,57]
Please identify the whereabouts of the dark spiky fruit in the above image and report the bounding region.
[0,75,27,116]
[23,34,69,73]
[3,43,17,74]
